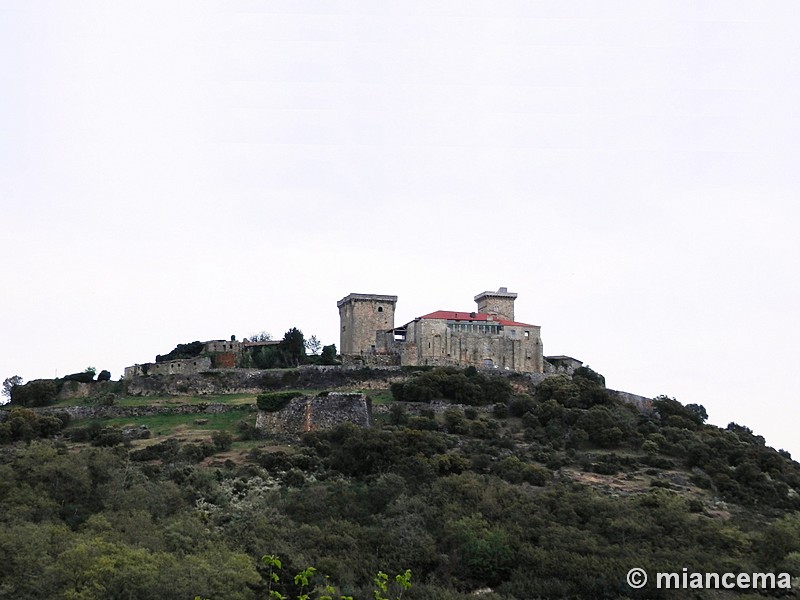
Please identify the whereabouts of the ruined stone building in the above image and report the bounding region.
[124,337,279,378]
[337,288,544,373]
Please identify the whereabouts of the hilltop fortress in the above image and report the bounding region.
[338,287,546,373]
[123,286,581,379]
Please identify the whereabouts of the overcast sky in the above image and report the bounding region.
[2,1,799,457]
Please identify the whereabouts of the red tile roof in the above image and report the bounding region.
[417,310,538,328]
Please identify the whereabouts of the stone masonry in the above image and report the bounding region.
[256,393,372,434]
[339,288,544,374]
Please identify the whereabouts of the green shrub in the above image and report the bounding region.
[10,379,59,407]
[256,391,305,412]
[236,419,260,441]
[509,395,535,417]
[0,407,68,443]
[492,403,509,418]
[62,371,95,383]
[91,427,125,447]
[211,430,233,451]
[391,367,511,405]
[156,341,204,363]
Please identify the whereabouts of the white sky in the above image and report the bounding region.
[2,1,799,458]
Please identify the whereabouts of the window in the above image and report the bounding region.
[524,331,530,338]
[510,329,516,338]
[378,306,383,312]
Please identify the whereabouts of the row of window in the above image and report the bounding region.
[446,323,531,338]
[447,323,501,334]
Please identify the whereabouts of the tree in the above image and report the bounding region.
[2,375,23,400]
[304,335,322,356]
[279,328,305,367]
[249,331,273,342]
[97,370,112,382]
[320,344,337,365]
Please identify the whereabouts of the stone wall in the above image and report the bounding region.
[610,389,654,415]
[123,366,409,397]
[57,380,121,401]
[19,403,255,421]
[256,392,371,434]
[125,356,213,379]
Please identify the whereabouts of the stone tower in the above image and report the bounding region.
[337,293,397,356]
[474,287,517,321]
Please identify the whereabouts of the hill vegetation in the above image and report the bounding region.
[1,366,799,599]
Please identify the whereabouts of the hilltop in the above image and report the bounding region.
[1,365,799,599]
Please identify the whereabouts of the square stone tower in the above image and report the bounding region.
[337,293,397,356]
[474,287,517,321]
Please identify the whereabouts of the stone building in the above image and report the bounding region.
[337,288,544,373]
[124,337,271,378]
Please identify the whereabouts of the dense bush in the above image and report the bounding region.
[391,367,511,405]
[156,341,205,363]
[9,379,59,407]
[62,371,95,384]
[2,364,800,599]
[256,391,305,412]
[536,368,611,409]
[0,407,69,443]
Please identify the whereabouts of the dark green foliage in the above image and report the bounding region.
[247,328,317,368]
[62,371,95,384]
[572,365,605,386]
[653,395,706,429]
[492,402,508,418]
[576,405,638,449]
[96,369,112,382]
[2,375,23,399]
[319,343,338,365]
[255,391,304,412]
[0,407,68,443]
[250,345,282,369]
[9,379,59,407]
[491,455,549,485]
[212,430,233,451]
[391,367,511,405]
[236,419,260,441]
[508,395,535,417]
[90,426,125,447]
[536,369,611,408]
[3,368,800,600]
[303,423,450,479]
[443,409,469,434]
[279,327,306,367]
[388,403,408,426]
[129,438,181,462]
[156,341,205,363]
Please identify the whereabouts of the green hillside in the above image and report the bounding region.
[1,366,799,599]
